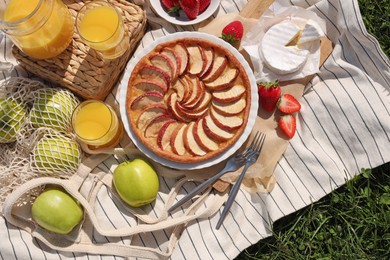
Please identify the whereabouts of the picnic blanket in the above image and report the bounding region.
[1,0,389,259]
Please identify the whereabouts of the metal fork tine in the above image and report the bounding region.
[236,132,260,159]
[256,132,266,154]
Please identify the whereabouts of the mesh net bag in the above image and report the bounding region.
[0,77,82,210]
[30,129,81,175]
[0,95,28,143]
[29,88,79,133]
[0,77,43,143]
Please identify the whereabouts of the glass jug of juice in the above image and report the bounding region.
[0,0,74,59]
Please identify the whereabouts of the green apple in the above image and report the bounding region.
[0,97,27,143]
[30,88,79,132]
[31,188,83,234]
[33,135,81,174]
[113,158,159,207]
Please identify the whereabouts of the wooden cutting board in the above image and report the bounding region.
[239,0,275,19]
[208,0,334,192]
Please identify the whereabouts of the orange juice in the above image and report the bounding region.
[1,0,73,59]
[76,1,129,59]
[72,100,120,147]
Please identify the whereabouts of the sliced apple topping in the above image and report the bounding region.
[170,77,187,101]
[157,120,178,150]
[203,115,234,141]
[200,47,214,78]
[173,43,189,75]
[210,106,243,131]
[212,96,247,116]
[194,118,219,152]
[166,92,190,122]
[149,53,175,81]
[144,114,174,138]
[133,79,167,94]
[205,66,239,90]
[136,104,166,130]
[179,75,192,103]
[194,91,212,112]
[170,123,187,156]
[140,65,170,90]
[202,54,227,82]
[187,44,206,76]
[184,121,207,156]
[181,75,201,108]
[212,84,245,103]
[130,91,164,110]
[176,102,208,119]
[160,48,180,80]
[183,81,205,109]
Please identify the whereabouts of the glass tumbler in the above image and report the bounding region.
[75,0,130,60]
[71,100,123,149]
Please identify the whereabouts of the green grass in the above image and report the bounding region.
[359,0,390,57]
[236,0,390,259]
[238,164,390,259]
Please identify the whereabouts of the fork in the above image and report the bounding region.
[168,131,265,213]
[168,132,263,213]
[216,132,266,229]
[168,145,247,213]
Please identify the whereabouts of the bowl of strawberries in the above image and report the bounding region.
[150,0,221,25]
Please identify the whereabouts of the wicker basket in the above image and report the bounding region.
[12,0,147,100]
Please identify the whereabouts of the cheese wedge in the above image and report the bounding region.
[298,20,321,45]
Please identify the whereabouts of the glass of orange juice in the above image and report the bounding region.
[75,0,130,60]
[72,100,123,149]
[0,0,74,59]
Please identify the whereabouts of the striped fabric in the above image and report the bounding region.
[1,0,389,259]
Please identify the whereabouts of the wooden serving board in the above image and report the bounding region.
[207,0,333,192]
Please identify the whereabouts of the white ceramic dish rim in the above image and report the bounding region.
[149,0,221,26]
[118,31,258,170]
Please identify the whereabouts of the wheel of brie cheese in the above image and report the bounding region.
[126,37,252,163]
[261,19,321,75]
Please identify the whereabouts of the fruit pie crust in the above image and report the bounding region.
[126,37,252,163]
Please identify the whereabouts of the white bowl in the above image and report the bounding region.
[149,0,221,26]
[119,32,258,170]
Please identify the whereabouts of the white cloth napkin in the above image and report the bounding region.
[1,0,389,259]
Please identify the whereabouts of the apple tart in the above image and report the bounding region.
[126,37,252,163]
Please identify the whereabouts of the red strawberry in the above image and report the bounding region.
[161,0,181,15]
[257,81,281,112]
[277,94,301,114]
[279,114,296,139]
[221,21,244,47]
[179,0,200,20]
[199,0,210,13]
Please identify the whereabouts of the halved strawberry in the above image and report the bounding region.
[279,114,296,139]
[179,0,200,20]
[277,94,301,114]
[161,0,181,16]
[257,81,281,112]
